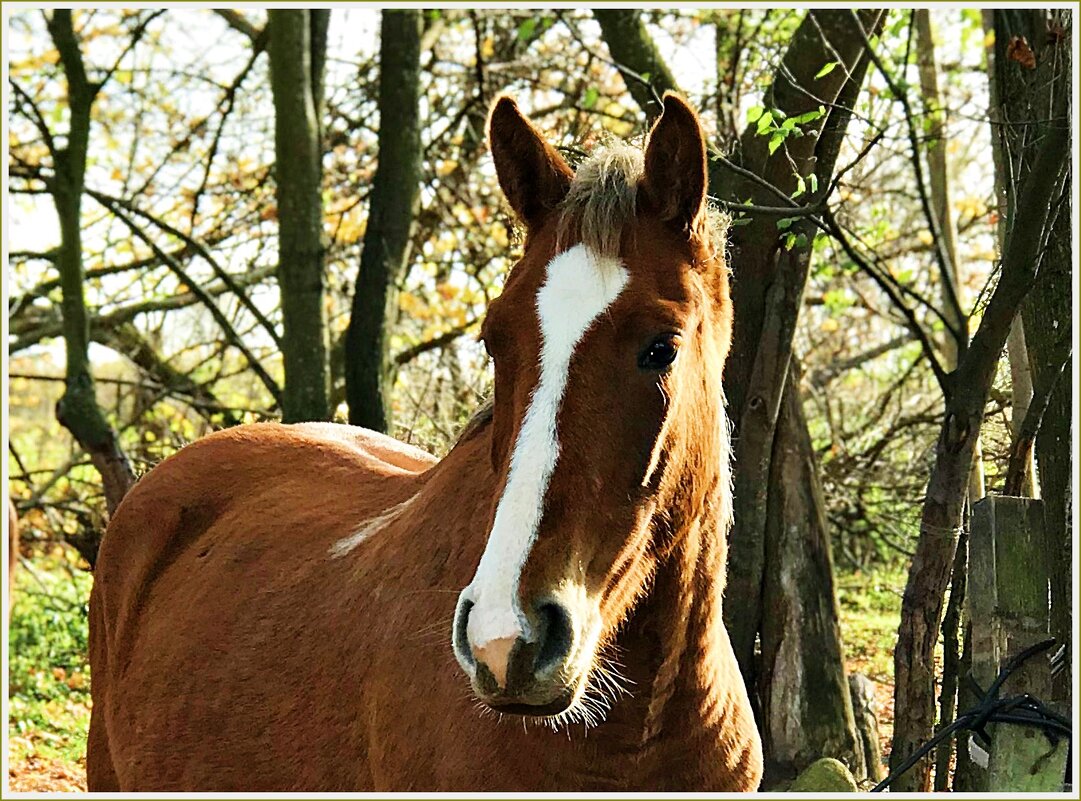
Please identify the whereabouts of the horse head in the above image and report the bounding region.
[452,94,734,721]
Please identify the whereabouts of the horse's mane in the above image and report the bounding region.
[453,399,494,446]
[556,141,730,263]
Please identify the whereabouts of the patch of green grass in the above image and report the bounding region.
[8,550,94,765]
[836,565,905,683]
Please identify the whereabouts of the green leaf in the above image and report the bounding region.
[768,133,783,155]
[776,217,796,231]
[516,18,537,42]
[756,111,774,135]
[582,87,599,109]
[793,174,806,198]
[746,105,764,124]
[809,173,819,194]
[792,108,825,125]
[794,233,809,249]
[815,61,838,79]
[640,72,651,83]
[784,232,797,251]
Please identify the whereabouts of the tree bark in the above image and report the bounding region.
[983,9,1038,500]
[345,10,424,432]
[46,10,136,519]
[990,9,1073,702]
[268,10,331,422]
[722,12,883,685]
[759,361,865,781]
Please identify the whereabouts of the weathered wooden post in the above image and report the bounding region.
[964,496,1069,791]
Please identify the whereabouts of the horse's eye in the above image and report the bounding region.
[638,334,680,371]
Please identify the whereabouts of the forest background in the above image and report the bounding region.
[4,5,1075,792]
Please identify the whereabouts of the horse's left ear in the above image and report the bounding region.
[641,94,708,234]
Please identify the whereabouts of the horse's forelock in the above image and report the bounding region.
[555,141,730,263]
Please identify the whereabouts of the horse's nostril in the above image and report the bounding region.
[454,599,475,668]
[535,602,573,673]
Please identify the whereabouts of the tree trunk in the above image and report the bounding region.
[595,8,885,782]
[345,10,423,432]
[914,10,965,365]
[268,10,331,423]
[1022,215,1072,703]
[889,68,1069,788]
[719,6,883,710]
[47,10,136,521]
[593,10,679,122]
[1006,319,1037,495]
[759,361,866,782]
[913,15,988,782]
[992,8,1073,701]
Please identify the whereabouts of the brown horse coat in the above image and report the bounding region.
[87,95,763,791]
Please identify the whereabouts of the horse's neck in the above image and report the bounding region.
[617,512,760,787]
[638,515,732,727]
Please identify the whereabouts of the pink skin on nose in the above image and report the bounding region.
[473,636,517,688]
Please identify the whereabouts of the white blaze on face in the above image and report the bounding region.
[464,244,629,654]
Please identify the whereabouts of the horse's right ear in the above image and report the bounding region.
[488,97,574,229]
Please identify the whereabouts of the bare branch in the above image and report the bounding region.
[215,9,263,44]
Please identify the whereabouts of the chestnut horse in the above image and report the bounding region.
[87,94,763,791]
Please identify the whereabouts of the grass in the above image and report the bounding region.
[836,563,906,764]
[7,547,93,770]
[836,564,905,683]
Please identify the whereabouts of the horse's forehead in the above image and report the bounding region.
[537,245,628,330]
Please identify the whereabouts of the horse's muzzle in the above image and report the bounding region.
[452,596,577,712]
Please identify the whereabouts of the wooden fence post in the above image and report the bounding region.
[965,496,1068,791]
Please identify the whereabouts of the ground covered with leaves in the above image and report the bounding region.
[836,565,906,767]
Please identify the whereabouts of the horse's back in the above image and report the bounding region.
[88,422,435,790]
[94,422,432,623]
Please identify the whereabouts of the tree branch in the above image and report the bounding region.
[1003,346,1069,495]
[393,318,479,366]
[92,201,284,407]
[88,188,283,348]
[822,207,950,389]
